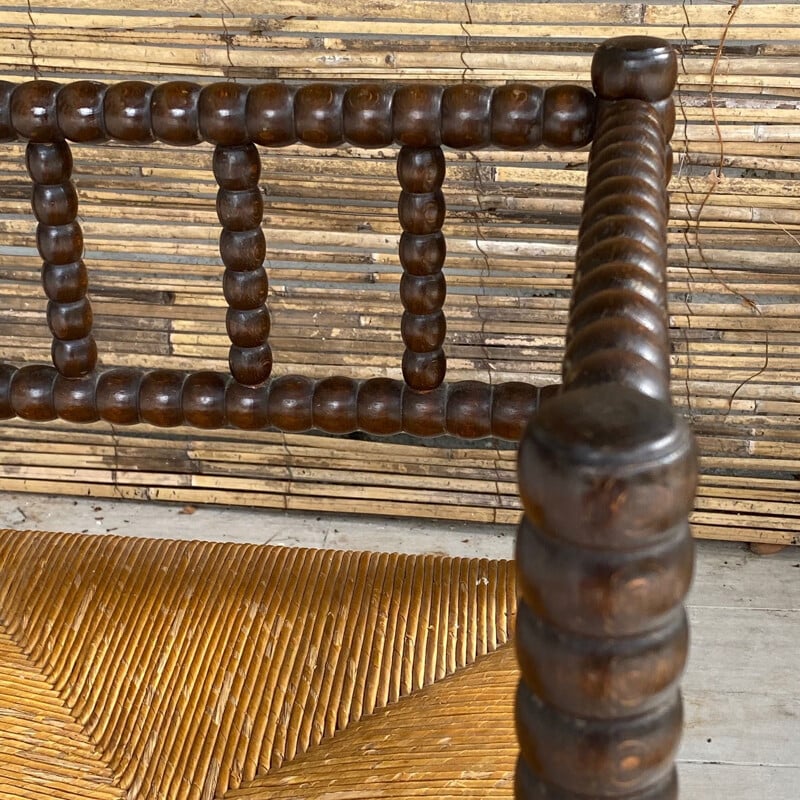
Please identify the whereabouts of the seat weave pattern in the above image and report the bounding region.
[0,530,516,799]
[226,644,519,799]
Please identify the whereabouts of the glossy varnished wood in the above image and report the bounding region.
[0,80,595,151]
[213,143,272,386]
[0,363,542,440]
[397,146,447,391]
[26,140,96,378]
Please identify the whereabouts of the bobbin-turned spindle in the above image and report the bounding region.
[26,136,96,379]
[397,145,448,391]
[514,36,695,800]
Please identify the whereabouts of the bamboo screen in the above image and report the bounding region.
[0,2,797,545]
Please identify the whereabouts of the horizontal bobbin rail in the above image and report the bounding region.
[0,79,597,150]
[0,364,554,441]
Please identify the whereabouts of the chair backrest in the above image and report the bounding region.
[0,35,697,799]
[0,69,601,440]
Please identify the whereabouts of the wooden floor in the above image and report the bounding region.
[0,492,797,798]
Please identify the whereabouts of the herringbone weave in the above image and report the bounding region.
[0,529,517,799]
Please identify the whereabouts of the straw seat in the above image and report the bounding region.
[0,529,516,800]
[225,644,519,799]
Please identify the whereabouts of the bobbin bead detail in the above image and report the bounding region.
[295,84,346,147]
[32,184,78,225]
[396,145,448,391]
[213,143,261,191]
[11,81,61,142]
[182,371,227,428]
[26,141,72,185]
[268,375,313,431]
[26,139,96,378]
[104,81,154,142]
[9,365,58,421]
[42,261,88,304]
[515,386,696,797]
[490,84,544,149]
[343,84,394,147]
[151,82,201,145]
[96,369,142,424]
[228,344,273,387]
[393,85,443,147]
[396,146,446,193]
[0,82,15,141]
[542,85,595,149]
[199,82,248,146]
[441,84,492,149]
[54,374,99,423]
[518,387,696,554]
[246,83,295,146]
[592,36,678,102]
[312,376,359,433]
[213,142,272,386]
[52,337,97,379]
[139,369,185,427]
[356,378,402,435]
[57,81,107,142]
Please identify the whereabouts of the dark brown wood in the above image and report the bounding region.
[343,84,394,147]
[56,80,108,143]
[1,79,607,153]
[26,140,96,379]
[96,368,142,425]
[199,82,249,146]
[592,36,678,104]
[11,81,62,142]
[0,81,15,141]
[402,384,447,437]
[356,377,402,435]
[441,84,492,149]
[490,84,544,149]
[392,85,444,148]
[151,81,201,146]
[312,376,359,433]
[213,142,272,387]
[568,97,671,402]
[182,371,228,429]
[516,385,695,800]
[0,362,542,441]
[514,36,692,800]
[139,369,186,427]
[397,145,447,391]
[9,364,58,421]
[295,84,346,147]
[542,85,595,149]
[445,381,492,440]
[246,83,296,147]
[53,374,99,423]
[103,81,155,143]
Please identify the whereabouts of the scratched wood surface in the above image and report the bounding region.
[0,1,798,542]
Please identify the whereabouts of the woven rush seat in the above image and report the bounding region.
[0,34,698,800]
[0,529,516,799]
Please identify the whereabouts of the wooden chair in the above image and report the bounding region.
[0,36,696,799]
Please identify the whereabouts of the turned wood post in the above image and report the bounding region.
[515,37,697,799]
[12,81,101,382]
